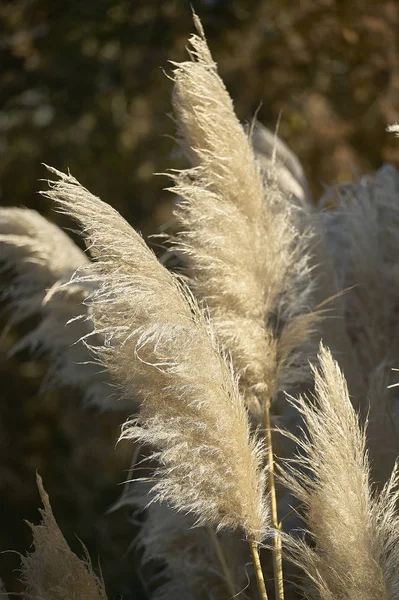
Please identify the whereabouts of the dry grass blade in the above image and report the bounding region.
[281,344,399,600]
[20,473,107,600]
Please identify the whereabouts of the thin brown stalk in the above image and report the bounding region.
[264,403,284,600]
[207,527,237,598]
[248,538,269,600]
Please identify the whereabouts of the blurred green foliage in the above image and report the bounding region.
[0,0,398,597]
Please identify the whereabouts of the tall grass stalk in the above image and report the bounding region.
[264,403,284,600]
[248,538,269,600]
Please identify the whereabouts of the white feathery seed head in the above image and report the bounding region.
[320,165,399,484]
[124,483,250,600]
[170,17,319,413]
[42,166,269,541]
[281,344,399,600]
[320,165,399,374]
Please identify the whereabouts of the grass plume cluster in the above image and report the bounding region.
[1,14,399,600]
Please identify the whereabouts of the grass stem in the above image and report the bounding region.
[264,403,285,600]
[248,537,269,600]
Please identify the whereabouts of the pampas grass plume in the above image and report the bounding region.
[281,344,399,600]
[320,165,399,484]
[170,16,318,417]
[42,166,268,542]
[20,474,107,600]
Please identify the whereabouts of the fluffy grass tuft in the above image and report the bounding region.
[42,166,269,541]
[320,165,399,485]
[281,344,399,600]
[20,474,107,600]
[170,16,320,423]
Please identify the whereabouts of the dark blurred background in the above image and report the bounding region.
[0,0,398,597]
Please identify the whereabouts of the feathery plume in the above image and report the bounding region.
[114,457,249,599]
[320,164,399,483]
[320,165,399,372]
[170,16,319,418]
[0,207,112,408]
[20,473,107,600]
[42,166,268,542]
[281,344,399,600]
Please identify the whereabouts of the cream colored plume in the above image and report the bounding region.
[320,165,399,374]
[281,344,399,600]
[0,207,112,408]
[42,167,268,541]
[20,474,107,600]
[170,16,319,417]
[320,165,399,484]
[114,461,250,599]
